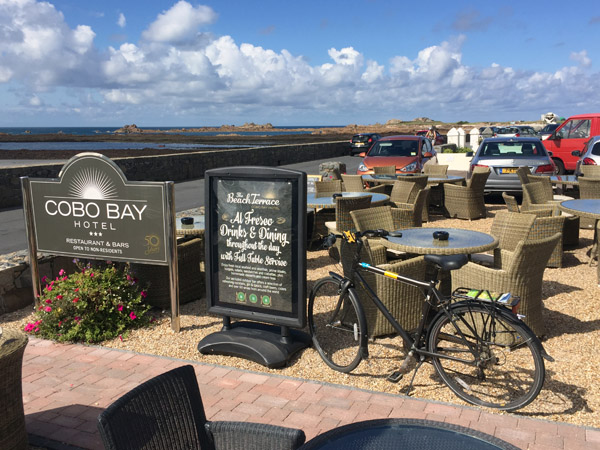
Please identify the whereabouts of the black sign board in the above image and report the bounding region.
[205,166,307,328]
[27,153,169,264]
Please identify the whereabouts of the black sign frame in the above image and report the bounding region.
[205,166,307,328]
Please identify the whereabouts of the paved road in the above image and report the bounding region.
[0,155,362,255]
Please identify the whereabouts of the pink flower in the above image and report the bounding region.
[56,295,63,300]
[72,297,79,303]
[44,306,52,312]
[90,272,94,278]
[41,276,48,283]
[74,316,81,322]
[58,321,62,327]
[62,276,68,281]
[45,299,52,304]
[117,304,123,311]
[46,285,52,291]
[129,311,137,320]
[119,335,123,342]
[74,288,79,292]
[59,269,65,276]
[38,305,43,310]
[140,291,147,298]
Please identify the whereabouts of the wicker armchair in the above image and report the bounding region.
[325,195,372,235]
[339,238,428,338]
[516,166,531,186]
[341,174,387,194]
[581,165,600,177]
[391,188,430,228]
[314,180,342,197]
[389,176,428,203]
[529,215,566,268]
[578,178,600,229]
[527,174,573,202]
[423,164,448,175]
[501,192,554,216]
[443,167,490,219]
[452,233,561,337]
[470,211,535,268]
[373,165,397,175]
[97,365,306,450]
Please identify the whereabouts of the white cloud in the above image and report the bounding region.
[570,50,591,68]
[142,1,216,43]
[117,13,126,28]
[0,0,599,124]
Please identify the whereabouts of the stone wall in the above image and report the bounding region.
[1,140,349,209]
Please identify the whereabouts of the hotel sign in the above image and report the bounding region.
[27,153,168,264]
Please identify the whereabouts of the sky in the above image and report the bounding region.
[1,0,600,127]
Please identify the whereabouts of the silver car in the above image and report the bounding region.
[574,135,600,176]
[468,137,556,193]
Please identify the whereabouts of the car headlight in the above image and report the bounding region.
[358,163,368,172]
[400,162,417,172]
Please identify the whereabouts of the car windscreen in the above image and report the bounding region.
[368,141,419,157]
[352,135,371,143]
[479,142,546,157]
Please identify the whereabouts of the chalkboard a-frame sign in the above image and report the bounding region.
[204,166,307,328]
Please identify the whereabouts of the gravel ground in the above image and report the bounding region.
[2,204,599,428]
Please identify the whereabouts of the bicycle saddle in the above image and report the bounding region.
[424,254,468,271]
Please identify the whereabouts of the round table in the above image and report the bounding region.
[361,174,399,185]
[383,227,498,255]
[559,199,600,285]
[298,418,519,450]
[307,192,389,209]
[427,175,465,185]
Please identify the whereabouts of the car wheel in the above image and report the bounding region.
[553,158,565,175]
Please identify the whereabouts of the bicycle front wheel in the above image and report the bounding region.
[308,277,367,373]
[427,302,545,411]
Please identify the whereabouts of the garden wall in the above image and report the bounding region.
[0,140,349,209]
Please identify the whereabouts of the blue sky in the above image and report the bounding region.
[1,0,599,126]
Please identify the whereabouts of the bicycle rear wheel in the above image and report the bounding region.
[427,302,544,411]
[308,277,367,373]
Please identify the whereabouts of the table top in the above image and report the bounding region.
[307,192,389,208]
[176,215,205,236]
[529,174,579,185]
[427,175,465,184]
[361,174,400,184]
[361,174,464,185]
[383,227,498,255]
[298,418,518,450]
[559,199,600,220]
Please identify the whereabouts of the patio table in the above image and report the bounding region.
[382,227,498,255]
[307,192,389,209]
[298,418,518,450]
[559,199,600,285]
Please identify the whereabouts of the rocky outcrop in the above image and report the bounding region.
[114,124,143,134]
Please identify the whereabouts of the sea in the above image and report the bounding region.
[0,126,338,151]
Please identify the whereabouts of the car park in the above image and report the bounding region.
[494,126,537,138]
[350,133,381,155]
[356,135,437,175]
[574,135,600,176]
[468,137,556,193]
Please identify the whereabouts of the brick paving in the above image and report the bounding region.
[22,337,600,449]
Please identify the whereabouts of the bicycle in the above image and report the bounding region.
[308,230,553,412]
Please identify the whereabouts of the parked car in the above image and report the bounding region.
[494,126,537,138]
[350,133,381,155]
[574,135,600,176]
[542,113,600,174]
[537,123,560,140]
[356,135,437,175]
[468,137,556,193]
[415,129,447,146]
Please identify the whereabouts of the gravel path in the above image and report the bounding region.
[2,204,599,428]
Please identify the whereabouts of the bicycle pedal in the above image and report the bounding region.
[387,370,403,383]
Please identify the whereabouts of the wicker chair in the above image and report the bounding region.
[470,211,535,268]
[581,165,600,177]
[391,188,430,228]
[527,174,573,202]
[97,365,306,450]
[423,164,448,175]
[578,178,600,229]
[389,176,429,203]
[501,192,553,216]
[529,215,566,268]
[443,167,490,219]
[516,166,531,186]
[339,238,428,338]
[314,180,342,197]
[373,165,397,175]
[341,174,387,194]
[325,195,372,235]
[451,233,561,337]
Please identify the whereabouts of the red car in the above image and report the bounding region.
[356,135,438,175]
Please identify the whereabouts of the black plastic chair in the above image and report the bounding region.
[97,365,306,450]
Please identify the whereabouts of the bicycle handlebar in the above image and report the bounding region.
[322,229,402,249]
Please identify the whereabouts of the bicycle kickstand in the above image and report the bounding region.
[403,357,426,396]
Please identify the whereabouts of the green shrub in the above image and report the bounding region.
[24,260,152,343]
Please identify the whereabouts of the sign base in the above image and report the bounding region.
[198,321,311,369]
